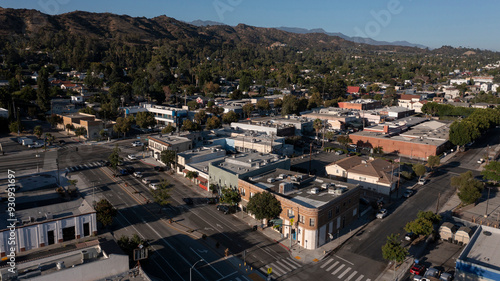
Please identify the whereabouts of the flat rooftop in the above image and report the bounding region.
[213,152,288,174]
[0,198,94,230]
[459,225,500,270]
[149,134,191,145]
[247,168,359,208]
[177,146,225,160]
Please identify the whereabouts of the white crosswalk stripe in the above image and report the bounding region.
[354,275,365,281]
[260,258,302,277]
[320,259,333,269]
[338,267,351,279]
[326,261,339,272]
[280,258,299,269]
[346,270,357,281]
[332,264,345,275]
[267,263,286,276]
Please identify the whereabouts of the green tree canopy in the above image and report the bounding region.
[482,161,500,183]
[220,188,241,206]
[33,125,43,138]
[242,103,255,118]
[222,111,238,124]
[427,155,440,170]
[313,119,323,139]
[74,127,87,140]
[160,150,176,166]
[114,116,134,137]
[337,135,352,148]
[152,187,170,207]
[95,199,117,227]
[451,171,484,205]
[404,217,434,236]
[412,164,426,179]
[135,111,156,129]
[256,99,270,111]
[246,192,282,221]
[417,211,441,224]
[108,144,121,170]
[181,119,201,131]
[206,116,221,130]
[381,233,408,263]
[449,120,481,147]
[161,123,176,134]
[194,110,207,125]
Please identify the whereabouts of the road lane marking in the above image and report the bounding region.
[280,258,299,269]
[332,264,345,275]
[320,259,333,268]
[338,267,351,279]
[346,270,357,281]
[190,247,225,278]
[326,261,339,272]
[334,254,354,265]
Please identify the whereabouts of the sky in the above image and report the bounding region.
[2,0,500,51]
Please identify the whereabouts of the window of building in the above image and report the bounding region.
[241,188,246,196]
[309,218,315,227]
[336,206,340,214]
[353,208,357,216]
[299,215,305,223]
[359,177,366,181]
[288,209,294,218]
[328,210,333,219]
[250,192,254,198]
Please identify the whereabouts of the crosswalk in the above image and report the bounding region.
[259,257,302,278]
[66,161,104,172]
[320,258,371,281]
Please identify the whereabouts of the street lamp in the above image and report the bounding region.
[190,259,204,281]
[485,186,491,218]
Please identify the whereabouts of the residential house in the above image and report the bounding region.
[444,87,461,99]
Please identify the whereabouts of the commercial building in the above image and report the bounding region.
[148,134,193,162]
[57,113,115,140]
[176,146,226,190]
[456,225,500,281]
[338,99,382,110]
[208,152,290,191]
[239,168,361,250]
[325,156,399,195]
[349,118,450,160]
[121,103,188,128]
[231,121,295,137]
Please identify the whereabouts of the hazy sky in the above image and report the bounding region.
[2,0,499,51]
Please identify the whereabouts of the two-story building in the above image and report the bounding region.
[148,135,193,163]
[239,168,361,249]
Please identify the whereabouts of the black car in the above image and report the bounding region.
[206,197,218,204]
[216,204,236,215]
[58,140,66,145]
[183,198,194,205]
[103,161,111,166]
[125,166,135,173]
[154,166,165,172]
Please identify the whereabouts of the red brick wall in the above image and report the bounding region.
[350,135,440,159]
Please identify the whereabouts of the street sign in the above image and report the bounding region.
[290,218,294,225]
[133,248,148,261]
[267,267,272,275]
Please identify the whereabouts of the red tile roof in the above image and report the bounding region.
[347,86,360,94]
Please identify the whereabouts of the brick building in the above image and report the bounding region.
[338,99,382,110]
[238,169,361,250]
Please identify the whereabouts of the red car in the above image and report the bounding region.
[410,264,425,275]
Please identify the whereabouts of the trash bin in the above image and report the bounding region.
[253,225,258,231]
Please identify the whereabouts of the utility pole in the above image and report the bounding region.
[308,143,313,175]
[485,186,491,218]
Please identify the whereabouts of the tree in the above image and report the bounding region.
[325,131,335,141]
[99,129,108,139]
[135,111,156,129]
[162,123,176,134]
[152,187,170,207]
[33,125,43,138]
[220,188,241,206]
[404,218,434,237]
[451,171,484,205]
[273,98,283,109]
[95,199,117,227]
[449,120,480,147]
[482,161,500,183]
[246,192,282,221]
[36,67,50,112]
[242,103,254,118]
[313,119,323,140]
[308,92,323,109]
[417,210,441,224]
[222,111,238,124]
[412,164,426,180]
[160,150,176,167]
[114,116,133,137]
[373,146,384,155]
[65,123,74,133]
[118,234,148,258]
[108,144,121,170]
[187,100,199,110]
[74,127,87,141]
[9,121,23,134]
[337,135,352,149]
[44,133,55,145]
[185,171,198,179]
[194,110,207,124]
[256,99,270,111]
[181,119,201,131]
[48,114,63,128]
[206,116,221,130]
[281,94,299,116]
[381,233,408,264]
[427,155,440,170]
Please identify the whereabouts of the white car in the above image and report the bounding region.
[127,154,137,160]
[141,178,150,185]
[477,158,485,164]
[418,178,427,185]
[133,171,143,178]
[149,183,159,190]
[132,141,144,147]
[376,209,388,219]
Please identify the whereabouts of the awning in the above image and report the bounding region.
[196,177,208,184]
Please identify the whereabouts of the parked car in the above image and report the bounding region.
[477,158,485,164]
[405,232,417,241]
[404,190,415,198]
[335,150,344,155]
[206,198,218,204]
[154,166,165,172]
[58,140,66,145]
[127,154,137,160]
[125,166,135,173]
[376,209,388,219]
[424,268,440,279]
[410,264,426,276]
[133,171,143,178]
[439,272,453,281]
[142,178,151,185]
[119,169,129,175]
[183,198,194,205]
[149,182,159,190]
[132,141,144,147]
[216,204,236,215]
[28,141,44,148]
[418,178,428,185]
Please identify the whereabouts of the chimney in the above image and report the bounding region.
[383,125,389,134]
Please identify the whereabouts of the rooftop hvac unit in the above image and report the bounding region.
[328,187,336,194]
[56,261,65,270]
[311,187,319,194]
